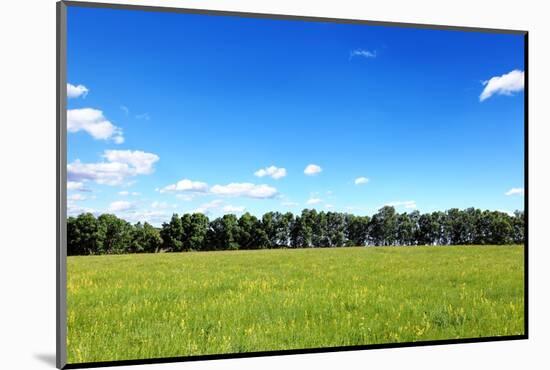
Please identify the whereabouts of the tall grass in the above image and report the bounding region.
[67,245,524,363]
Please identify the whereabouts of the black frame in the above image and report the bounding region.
[56,1,529,368]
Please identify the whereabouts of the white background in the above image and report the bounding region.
[0,0,548,369]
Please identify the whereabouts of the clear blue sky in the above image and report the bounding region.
[66,6,525,225]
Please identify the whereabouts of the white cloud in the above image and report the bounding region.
[68,193,87,201]
[135,113,151,120]
[254,165,287,179]
[67,181,86,191]
[113,136,124,144]
[68,160,130,186]
[67,83,89,98]
[160,179,278,199]
[118,190,140,196]
[306,198,322,205]
[350,49,377,59]
[67,108,124,143]
[304,164,322,176]
[480,69,524,102]
[176,193,196,201]
[123,210,168,225]
[67,150,159,186]
[67,202,97,217]
[325,204,334,209]
[108,200,135,212]
[160,179,209,194]
[222,205,246,213]
[386,200,417,209]
[354,177,369,185]
[193,200,224,214]
[210,183,278,199]
[192,200,245,215]
[505,187,524,196]
[120,105,129,115]
[151,201,175,209]
[102,150,158,174]
[282,201,299,207]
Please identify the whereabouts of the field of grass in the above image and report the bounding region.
[67,245,524,363]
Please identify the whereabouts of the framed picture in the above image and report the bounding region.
[57,1,527,368]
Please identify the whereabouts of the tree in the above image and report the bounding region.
[474,210,492,245]
[346,215,370,246]
[408,210,421,245]
[97,214,132,254]
[206,214,240,250]
[464,207,482,244]
[326,212,346,247]
[130,222,162,253]
[432,211,449,245]
[262,211,278,247]
[67,206,525,254]
[418,212,437,245]
[277,212,294,247]
[369,206,398,246]
[67,213,102,255]
[238,212,268,249]
[446,208,474,245]
[512,210,525,244]
[290,209,316,247]
[67,216,79,255]
[129,222,146,253]
[486,211,513,245]
[185,213,209,251]
[180,213,210,251]
[160,214,184,252]
[396,212,415,246]
[312,211,328,247]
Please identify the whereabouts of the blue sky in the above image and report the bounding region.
[66,6,525,225]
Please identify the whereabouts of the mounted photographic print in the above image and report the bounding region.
[56,1,528,368]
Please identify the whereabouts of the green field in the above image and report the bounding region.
[67,245,524,363]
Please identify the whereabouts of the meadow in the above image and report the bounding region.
[67,245,524,363]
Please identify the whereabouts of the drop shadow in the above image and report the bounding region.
[34,353,56,367]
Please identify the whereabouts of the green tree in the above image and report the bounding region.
[67,213,102,255]
[130,222,162,253]
[512,210,525,244]
[464,207,482,244]
[289,209,318,247]
[261,211,278,247]
[446,208,475,245]
[160,214,184,252]
[238,212,268,249]
[67,206,525,254]
[487,211,513,245]
[276,212,294,247]
[369,206,398,246]
[326,212,346,247]
[396,212,415,246]
[346,214,370,246]
[97,214,132,254]
[207,214,240,250]
[187,213,210,251]
[432,211,449,245]
[312,211,328,247]
[418,212,437,245]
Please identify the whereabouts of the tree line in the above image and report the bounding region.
[67,206,525,255]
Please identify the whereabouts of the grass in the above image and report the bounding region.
[67,245,525,363]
